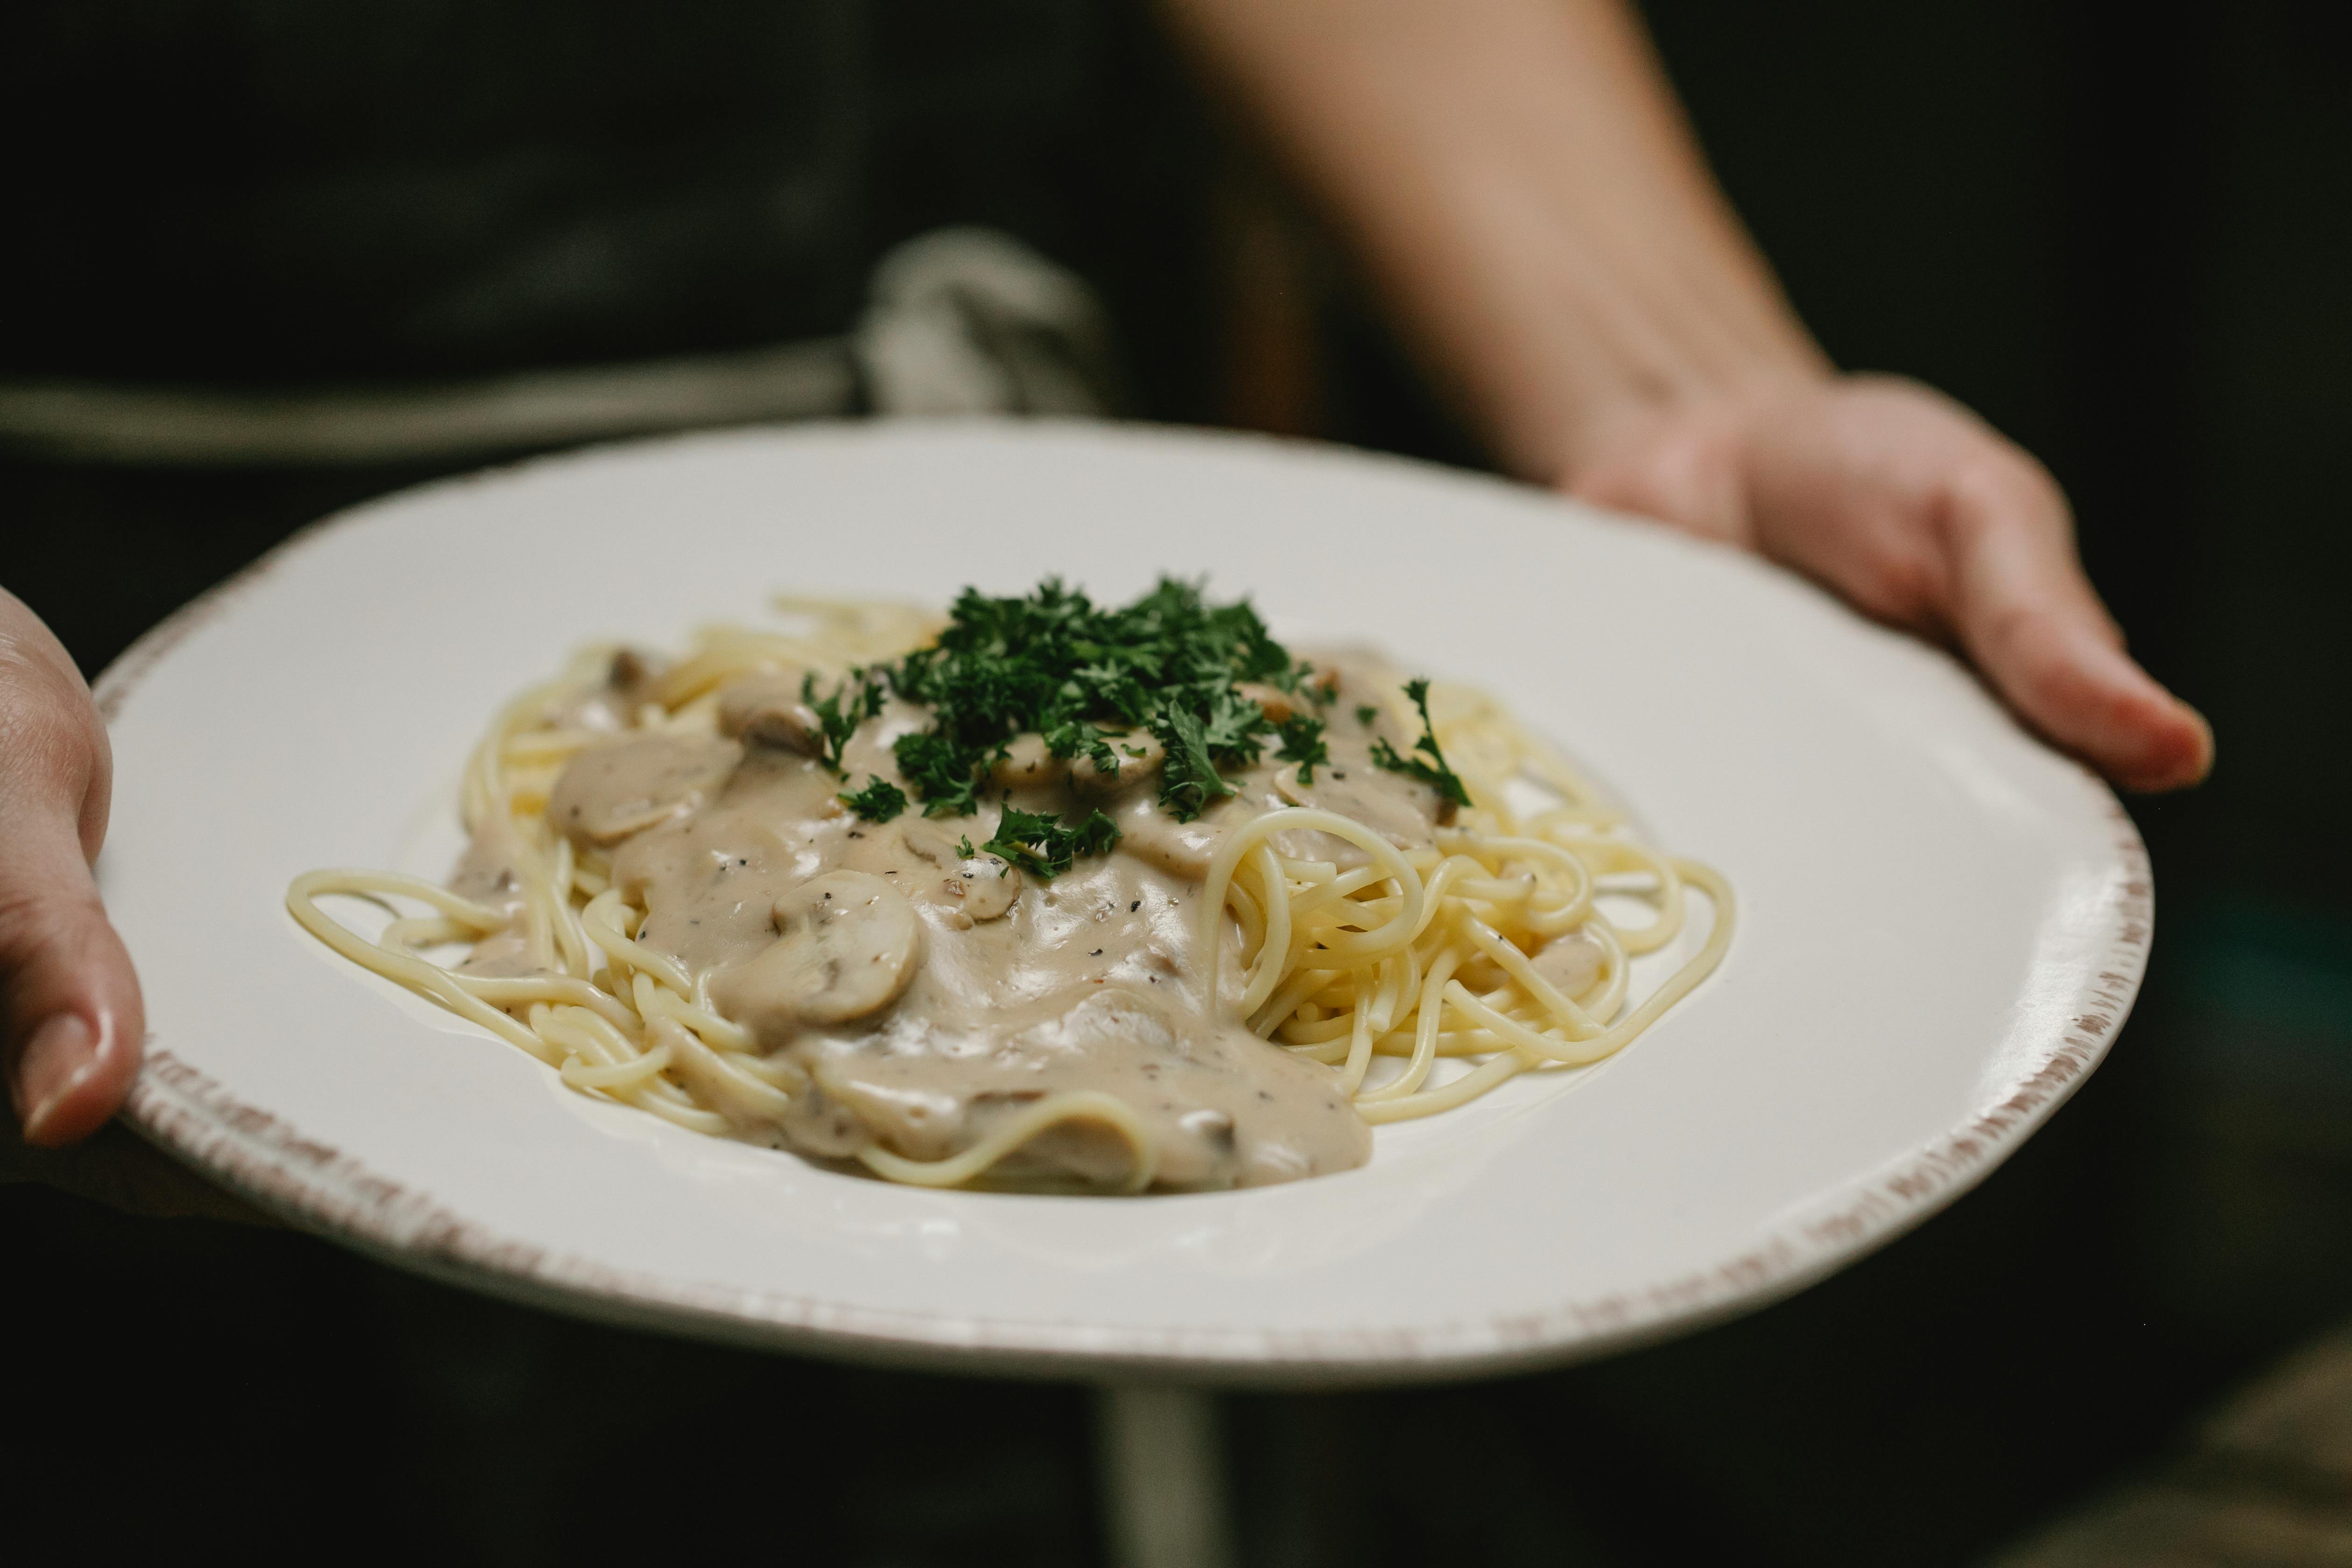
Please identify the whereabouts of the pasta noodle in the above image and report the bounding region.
[290,591,1731,1191]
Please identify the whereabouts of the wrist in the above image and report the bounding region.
[1481,312,1832,494]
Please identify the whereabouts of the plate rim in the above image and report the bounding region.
[95,418,2152,1386]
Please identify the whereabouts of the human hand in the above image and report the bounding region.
[1565,374,2212,792]
[0,586,143,1144]
[1165,0,2212,793]
[0,588,254,1218]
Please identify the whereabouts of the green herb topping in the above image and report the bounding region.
[880,577,1303,826]
[1275,714,1328,784]
[1368,678,1470,809]
[980,805,1124,879]
[837,776,907,823]
[800,669,883,776]
[1150,704,1232,822]
[1355,703,1379,728]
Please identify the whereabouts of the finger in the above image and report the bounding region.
[0,854,147,1147]
[0,592,147,1146]
[1943,474,2214,793]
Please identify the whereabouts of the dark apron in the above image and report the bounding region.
[1,0,1215,666]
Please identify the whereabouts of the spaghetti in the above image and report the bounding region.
[290,586,1731,1191]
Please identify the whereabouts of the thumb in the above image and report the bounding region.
[1,821,145,1147]
[1,596,146,1147]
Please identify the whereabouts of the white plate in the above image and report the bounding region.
[96,420,2148,1384]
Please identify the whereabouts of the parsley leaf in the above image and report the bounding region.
[1201,685,1273,764]
[1275,714,1328,784]
[892,729,982,818]
[980,805,1124,879]
[1150,705,1234,822]
[1355,703,1379,728]
[799,670,874,776]
[838,776,907,822]
[1368,678,1470,809]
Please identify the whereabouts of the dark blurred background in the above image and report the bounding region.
[7,2,2350,1562]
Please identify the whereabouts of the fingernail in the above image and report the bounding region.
[14,1012,105,1143]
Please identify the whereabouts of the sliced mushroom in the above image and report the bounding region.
[987,734,1068,788]
[1070,730,1163,794]
[709,870,922,1037]
[900,817,1021,921]
[716,670,823,754]
[939,858,1019,921]
[546,734,741,847]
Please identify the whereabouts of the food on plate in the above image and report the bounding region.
[290,579,1730,1191]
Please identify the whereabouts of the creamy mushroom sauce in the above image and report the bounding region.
[463,654,1449,1190]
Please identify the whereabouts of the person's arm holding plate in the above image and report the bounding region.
[1165,0,2212,792]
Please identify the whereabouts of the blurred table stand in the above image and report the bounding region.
[1096,1384,1237,1568]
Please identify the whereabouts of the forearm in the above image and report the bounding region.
[1163,0,1827,485]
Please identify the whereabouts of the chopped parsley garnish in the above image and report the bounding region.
[838,776,907,822]
[881,577,1295,824]
[1203,685,1274,764]
[800,669,882,776]
[1275,714,1328,784]
[1368,678,1470,809]
[980,805,1123,879]
[1355,703,1379,728]
[892,728,983,818]
[1151,705,1233,821]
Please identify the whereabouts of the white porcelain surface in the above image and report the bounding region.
[95,420,2149,1384]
